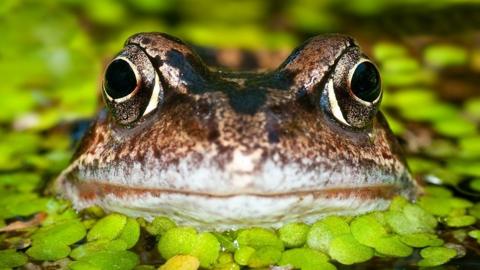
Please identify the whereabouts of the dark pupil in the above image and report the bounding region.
[350,62,381,102]
[104,59,137,99]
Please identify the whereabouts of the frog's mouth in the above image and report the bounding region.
[72,180,405,201]
[59,176,416,231]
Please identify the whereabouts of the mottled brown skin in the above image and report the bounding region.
[56,32,419,229]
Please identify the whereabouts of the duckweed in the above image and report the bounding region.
[246,246,282,268]
[328,234,374,264]
[214,252,240,270]
[158,227,198,260]
[469,178,480,191]
[236,228,284,251]
[278,248,334,270]
[27,219,86,260]
[373,235,413,257]
[399,233,443,248]
[70,239,128,260]
[445,215,476,227]
[191,232,221,268]
[2,2,480,269]
[459,136,480,159]
[71,250,139,270]
[278,222,310,248]
[424,44,468,68]
[87,213,127,241]
[0,249,28,268]
[233,246,255,265]
[433,117,477,138]
[158,227,220,268]
[159,255,200,270]
[0,173,477,269]
[372,42,408,62]
[144,216,176,236]
[117,218,140,249]
[307,216,350,252]
[464,97,480,119]
[418,246,457,267]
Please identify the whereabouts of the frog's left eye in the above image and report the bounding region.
[322,49,382,129]
[103,45,163,126]
[349,61,381,103]
[104,58,139,100]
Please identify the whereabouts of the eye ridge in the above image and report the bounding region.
[104,59,138,100]
[350,61,381,103]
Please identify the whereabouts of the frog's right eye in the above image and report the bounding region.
[103,45,163,126]
[104,58,139,100]
[322,47,382,129]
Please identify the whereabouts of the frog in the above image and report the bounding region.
[56,32,419,230]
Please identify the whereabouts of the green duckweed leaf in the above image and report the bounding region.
[144,216,176,236]
[69,261,102,270]
[157,227,197,260]
[87,213,127,242]
[350,214,387,247]
[419,196,452,216]
[382,57,420,73]
[459,136,480,159]
[373,235,413,257]
[233,246,255,266]
[388,196,409,211]
[70,239,128,260]
[77,250,139,270]
[0,173,41,192]
[191,232,220,268]
[448,160,480,178]
[469,203,480,219]
[424,44,468,68]
[117,218,140,249]
[307,216,350,252]
[433,117,477,138]
[0,249,28,268]
[328,234,374,265]
[468,230,480,240]
[278,222,310,248]
[31,219,86,246]
[399,233,444,248]
[278,248,334,270]
[236,228,283,251]
[212,232,236,253]
[247,246,282,268]
[445,215,476,227]
[373,42,408,62]
[470,179,480,192]
[418,246,457,267]
[383,88,436,109]
[464,97,480,119]
[402,204,437,233]
[26,242,71,261]
[400,102,457,122]
[424,186,453,197]
[159,254,200,270]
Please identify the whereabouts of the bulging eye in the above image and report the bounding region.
[350,61,381,103]
[104,58,139,100]
[102,45,162,126]
[322,49,383,129]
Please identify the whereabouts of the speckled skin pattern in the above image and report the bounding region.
[56,33,419,230]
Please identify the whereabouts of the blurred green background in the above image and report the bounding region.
[2,0,479,127]
[1,1,480,268]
